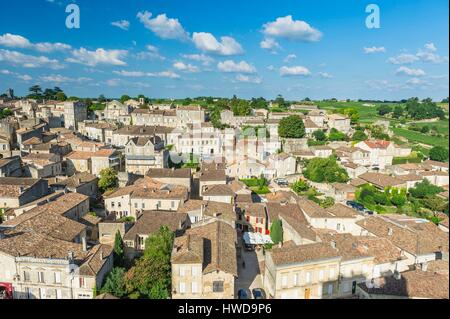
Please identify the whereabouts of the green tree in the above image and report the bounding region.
[352,131,368,142]
[328,128,346,141]
[55,91,67,101]
[28,85,42,97]
[393,106,404,118]
[409,180,444,199]
[319,197,335,209]
[429,146,449,162]
[278,115,305,138]
[113,231,124,267]
[312,130,327,141]
[98,168,118,193]
[303,156,349,183]
[270,219,283,245]
[377,105,393,116]
[125,226,174,299]
[291,179,310,194]
[120,95,131,104]
[275,94,288,108]
[101,267,127,298]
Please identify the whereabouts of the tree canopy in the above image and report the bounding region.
[270,219,283,245]
[124,226,174,299]
[429,146,449,162]
[278,115,305,138]
[303,156,349,183]
[98,168,118,193]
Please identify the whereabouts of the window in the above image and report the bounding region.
[294,273,299,286]
[23,271,30,282]
[179,282,186,294]
[179,267,186,277]
[191,282,199,294]
[111,202,115,208]
[56,289,62,299]
[134,203,138,209]
[142,203,145,209]
[327,284,333,295]
[54,272,61,284]
[281,275,288,288]
[37,271,45,283]
[171,201,175,209]
[319,270,324,281]
[192,266,199,277]
[337,223,341,231]
[213,281,224,293]
[305,272,311,284]
[79,277,85,288]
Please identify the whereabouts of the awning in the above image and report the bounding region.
[243,232,273,245]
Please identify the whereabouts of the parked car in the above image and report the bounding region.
[252,288,267,299]
[238,289,250,299]
[244,244,255,251]
[274,178,289,187]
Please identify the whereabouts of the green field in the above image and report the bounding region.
[316,101,399,124]
[392,127,449,149]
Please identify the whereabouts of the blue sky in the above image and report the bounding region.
[0,0,448,100]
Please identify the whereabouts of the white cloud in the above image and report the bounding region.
[260,38,281,52]
[388,53,419,65]
[149,71,180,79]
[406,77,427,85]
[262,16,322,42]
[17,74,32,81]
[416,51,448,64]
[217,60,256,74]
[317,72,333,79]
[173,62,199,73]
[34,42,72,53]
[0,49,63,69]
[107,79,121,87]
[0,69,12,75]
[280,65,311,76]
[40,74,92,83]
[135,45,165,60]
[66,48,128,66]
[234,74,262,84]
[396,66,426,77]
[180,53,214,66]
[192,32,244,56]
[113,70,180,79]
[424,43,437,52]
[284,54,297,63]
[0,33,71,52]
[364,46,386,54]
[111,20,130,31]
[137,11,189,41]
[0,33,31,48]
[267,65,276,71]
[113,70,147,77]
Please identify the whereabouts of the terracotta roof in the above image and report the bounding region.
[171,234,204,264]
[363,140,391,149]
[202,184,235,197]
[202,201,236,223]
[79,244,113,276]
[123,211,188,241]
[199,169,227,182]
[175,221,238,276]
[0,177,41,198]
[395,174,423,182]
[270,242,341,266]
[52,172,97,188]
[317,231,404,264]
[106,177,188,200]
[358,270,449,299]
[237,203,266,218]
[422,160,449,169]
[147,168,191,179]
[359,172,405,188]
[356,216,449,255]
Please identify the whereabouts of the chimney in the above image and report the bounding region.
[99,249,104,261]
[68,251,74,261]
[81,236,87,252]
[421,262,428,272]
[200,204,204,220]
[388,228,393,236]
[331,241,337,249]
[393,270,401,280]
